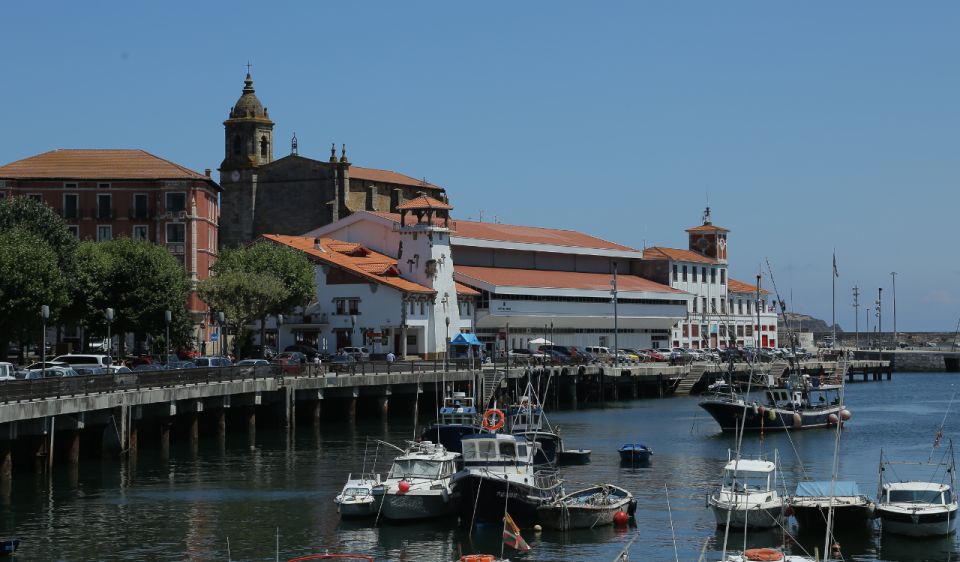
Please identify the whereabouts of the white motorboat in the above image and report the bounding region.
[876,481,957,537]
[708,451,784,529]
[334,473,382,518]
[377,441,461,521]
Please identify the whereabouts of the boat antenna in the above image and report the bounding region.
[665,484,680,562]
[411,373,422,443]
[226,536,232,562]
[928,392,956,462]
[276,527,280,562]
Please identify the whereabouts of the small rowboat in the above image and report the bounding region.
[618,444,652,464]
[536,484,637,530]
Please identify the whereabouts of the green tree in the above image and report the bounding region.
[77,238,192,356]
[0,228,70,355]
[198,240,314,357]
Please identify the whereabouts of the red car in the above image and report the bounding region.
[641,349,667,362]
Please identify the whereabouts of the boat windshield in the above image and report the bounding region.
[463,439,518,462]
[889,489,947,504]
[343,487,371,497]
[722,470,771,492]
[389,459,443,479]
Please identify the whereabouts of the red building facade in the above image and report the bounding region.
[0,149,221,346]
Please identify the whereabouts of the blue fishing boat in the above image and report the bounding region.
[618,443,652,464]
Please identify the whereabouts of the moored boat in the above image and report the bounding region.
[377,441,461,521]
[536,484,636,530]
[876,481,957,537]
[787,481,874,532]
[421,391,486,454]
[334,473,382,518]
[618,443,652,464]
[708,452,784,530]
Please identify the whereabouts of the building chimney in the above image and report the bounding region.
[204,169,211,177]
[314,237,324,251]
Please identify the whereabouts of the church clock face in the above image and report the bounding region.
[230,170,241,182]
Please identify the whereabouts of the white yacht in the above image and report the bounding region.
[708,451,784,529]
[876,481,957,537]
[378,441,461,521]
[334,473,382,518]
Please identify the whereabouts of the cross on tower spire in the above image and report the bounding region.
[246,61,252,75]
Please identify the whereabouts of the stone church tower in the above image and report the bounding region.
[218,71,448,250]
[219,72,275,248]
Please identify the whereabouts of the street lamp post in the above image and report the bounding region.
[276,314,284,357]
[350,314,357,349]
[444,316,450,372]
[852,286,860,350]
[164,310,171,365]
[217,312,225,358]
[105,308,115,363]
[611,263,619,370]
[876,288,883,349]
[41,305,49,379]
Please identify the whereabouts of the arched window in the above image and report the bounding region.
[233,135,241,155]
[260,136,269,158]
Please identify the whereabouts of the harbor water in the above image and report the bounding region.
[1,372,958,561]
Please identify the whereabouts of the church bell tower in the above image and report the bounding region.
[686,207,730,263]
[219,69,275,248]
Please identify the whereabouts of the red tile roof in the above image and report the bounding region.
[454,266,684,294]
[396,195,453,211]
[455,281,480,296]
[0,149,213,182]
[686,223,729,233]
[727,278,770,294]
[362,211,636,252]
[349,166,443,191]
[262,234,434,295]
[643,246,717,264]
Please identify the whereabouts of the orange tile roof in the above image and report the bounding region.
[454,266,684,294]
[728,278,770,295]
[362,211,636,252]
[643,246,717,264]
[262,234,434,295]
[686,223,729,233]
[349,166,443,191]
[396,195,453,211]
[455,282,480,296]
[0,149,213,182]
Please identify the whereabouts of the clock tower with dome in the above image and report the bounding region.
[219,70,275,248]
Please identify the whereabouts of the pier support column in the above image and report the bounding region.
[377,397,389,420]
[566,383,578,409]
[310,401,322,427]
[0,441,11,481]
[347,398,357,422]
[216,410,226,440]
[65,431,80,465]
[159,420,171,460]
[30,436,46,473]
[278,387,294,429]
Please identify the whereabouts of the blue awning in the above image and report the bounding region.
[450,333,483,346]
[794,481,861,497]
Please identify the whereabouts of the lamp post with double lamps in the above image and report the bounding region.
[217,312,225,358]
[164,310,171,365]
[445,316,450,372]
[276,314,284,358]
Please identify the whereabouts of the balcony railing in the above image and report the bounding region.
[89,208,115,220]
[129,208,152,220]
[166,243,185,254]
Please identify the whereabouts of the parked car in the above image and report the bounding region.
[195,356,233,367]
[249,345,276,360]
[284,344,320,362]
[52,354,113,369]
[340,346,370,361]
[538,345,572,358]
[274,351,306,364]
[26,361,69,371]
[108,365,132,374]
[237,358,270,366]
[585,346,612,360]
[0,362,16,381]
[641,349,666,362]
[26,366,80,379]
[73,366,109,376]
[327,354,357,373]
[509,348,547,360]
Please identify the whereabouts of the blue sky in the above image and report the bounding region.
[2,2,958,331]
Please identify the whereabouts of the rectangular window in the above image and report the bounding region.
[747,300,752,315]
[711,268,717,283]
[27,193,43,202]
[0,192,6,200]
[98,182,111,190]
[738,299,743,315]
[97,194,112,219]
[692,267,698,283]
[166,223,185,243]
[63,193,79,219]
[720,270,726,285]
[349,300,360,315]
[692,298,698,313]
[335,299,346,315]
[166,192,186,213]
[66,225,79,238]
[97,225,112,241]
[721,299,726,314]
[711,298,717,313]
[672,264,678,282]
[419,301,425,315]
[133,225,149,241]
[702,297,707,313]
[133,193,149,219]
[737,325,744,337]
[682,324,689,337]
[691,325,699,337]
[682,265,688,282]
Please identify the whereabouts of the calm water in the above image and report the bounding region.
[2,373,959,561]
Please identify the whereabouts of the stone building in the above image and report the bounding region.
[218,72,447,248]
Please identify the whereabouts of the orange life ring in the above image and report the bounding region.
[744,548,784,561]
[460,555,496,562]
[481,409,505,431]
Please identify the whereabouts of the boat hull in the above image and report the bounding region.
[337,499,380,518]
[455,473,560,527]
[537,487,636,530]
[618,449,651,464]
[877,505,958,537]
[380,490,458,521]
[699,400,843,432]
[557,449,592,465]
[790,501,874,532]
[710,504,784,529]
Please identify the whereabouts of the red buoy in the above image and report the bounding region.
[398,480,411,494]
[613,511,629,526]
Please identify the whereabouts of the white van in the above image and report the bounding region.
[52,354,113,369]
[0,362,16,381]
[585,346,611,359]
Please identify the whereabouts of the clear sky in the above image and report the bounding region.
[2,2,957,331]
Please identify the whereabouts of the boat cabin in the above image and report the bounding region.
[438,392,477,426]
[508,401,544,432]
[721,458,776,493]
[883,482,954,505]
[765,386,840,409]
[387,442,459,480]
[461,434,535,467]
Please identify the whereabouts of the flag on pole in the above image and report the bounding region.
[934,430,942,449]
[833,252,839,278]
[503,512,531,553]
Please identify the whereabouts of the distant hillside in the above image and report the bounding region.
[778,312,842,334]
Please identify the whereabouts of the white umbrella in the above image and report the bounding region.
[528,337,553,346]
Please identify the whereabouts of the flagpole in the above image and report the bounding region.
[832,252,837,347]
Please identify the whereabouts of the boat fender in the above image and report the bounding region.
[744,548,784,561]
[840,409,852,421]
[441,488,449,503]
[783,505,793,517]
[768,409,777,421]
[792,413,802,428]
[460,555,497,562]
[827,413,839,425]
[752,402,759,415]
[398,480,410,494]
